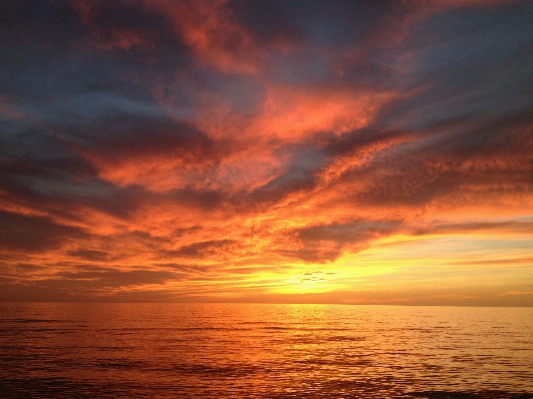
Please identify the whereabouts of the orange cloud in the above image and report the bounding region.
[249,85,396,141]
[131,0,265,73]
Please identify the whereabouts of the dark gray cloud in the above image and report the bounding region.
[66,249,111,262]
[167,240,238,259]
[0,211,89,252]
[66,112,220,166]
[353,112,533,207]
[411,220,533,236]
[56,267,180,287]
[281,220,402,263]
[298,220,401,244]
[0,266,180,301]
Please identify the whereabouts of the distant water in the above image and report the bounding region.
[0,303,532,398]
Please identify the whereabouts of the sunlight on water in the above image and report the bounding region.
[1,303,532,398]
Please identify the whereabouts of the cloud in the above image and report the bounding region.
[0,0,532,302]
[0,211,89,253]
[55,266,180,287]
[66,112,222,190]
[72,0,180,52]
[286,220,402,262]
[0,265,182,301]
[66,249,111,262]
[72,0,266,73]
[352,113,533,208]
[168,239,238,259]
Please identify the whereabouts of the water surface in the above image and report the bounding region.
[1,303,532,398]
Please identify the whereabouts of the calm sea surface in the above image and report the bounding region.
[0,303,532,398]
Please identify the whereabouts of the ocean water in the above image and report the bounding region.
[0,303,532,398]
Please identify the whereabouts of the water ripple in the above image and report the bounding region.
[0,303,532,398]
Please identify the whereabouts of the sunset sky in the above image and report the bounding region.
[1,0,532,305]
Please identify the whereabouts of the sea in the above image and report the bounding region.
[0,303,532,398]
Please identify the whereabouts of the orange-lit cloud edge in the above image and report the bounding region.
[0,0,532,305]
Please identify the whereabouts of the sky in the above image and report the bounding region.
[1,0,532,305]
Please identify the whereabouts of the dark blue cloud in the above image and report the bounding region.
[376,2,533,131]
